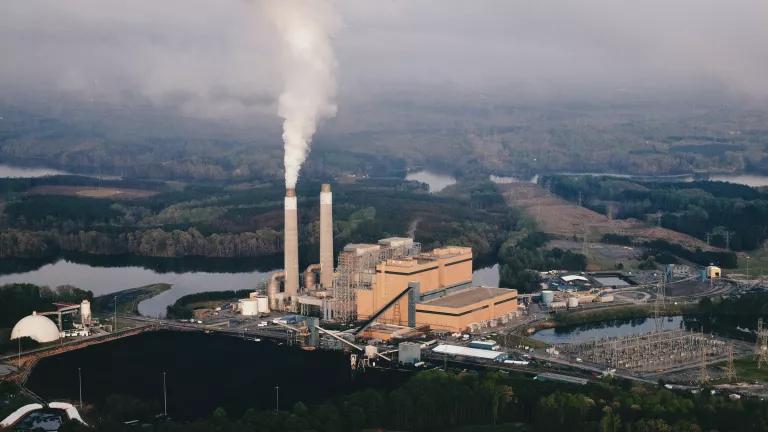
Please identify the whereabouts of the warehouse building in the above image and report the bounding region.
[433,344,508,362]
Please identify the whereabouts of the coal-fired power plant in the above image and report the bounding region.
[320,183,334,288]
[284,188,299,306]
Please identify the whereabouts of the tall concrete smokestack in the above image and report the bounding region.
[284,188,299,302]
[320,183,333,288]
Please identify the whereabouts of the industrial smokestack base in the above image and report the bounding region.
[284,188,299,305]
[320,183,334,288]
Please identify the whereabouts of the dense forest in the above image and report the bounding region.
[0,176,514,266]
[48,368,768,432]
[498,231,587,292]
[547,176,768,251]
[3,99,768,182]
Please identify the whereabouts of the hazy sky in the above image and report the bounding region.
[1,0,767,123]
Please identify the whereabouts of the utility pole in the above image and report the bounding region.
[699,339,709,385]
[274,386,280,413]
[757,319,768,369]
[725,344,736,382]
[114,296,118,332]
[706,232,711,246]
[163,372,167,417]
[746,256,751,283]
[78,368,83,409]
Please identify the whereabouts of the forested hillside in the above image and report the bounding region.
[548,176,768,251]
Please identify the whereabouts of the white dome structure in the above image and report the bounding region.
[11,311,60,343]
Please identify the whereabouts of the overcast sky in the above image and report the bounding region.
[1,0,767,124]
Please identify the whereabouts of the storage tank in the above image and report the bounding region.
[255,295,270,313]
[364,345,378,359]
[80,300,92,325]
[567,297,579,309]
[541,290,555,306]
[550,301,567,310]
[240,299,259,316]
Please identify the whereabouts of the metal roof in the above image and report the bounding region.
[433,344,506,360]
[561,275,589,282]
[421,287,514,308]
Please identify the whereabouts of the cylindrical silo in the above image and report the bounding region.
[80,300,92,325]
[240,299,259,316]
[255,295,270,313]
[541,290,555,306]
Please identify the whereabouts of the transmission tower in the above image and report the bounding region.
[654,273,667,332]
[725,343,737,382]
[756,318,768,369]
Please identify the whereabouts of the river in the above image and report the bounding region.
[531,316,685,344]
[26,331,410,420]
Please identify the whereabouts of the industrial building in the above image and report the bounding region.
[264,182,519,336]
[432,344,508,362]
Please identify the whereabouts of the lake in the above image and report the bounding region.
[710,174,768,188]
[405,170,456,193]
[489,174,538,184]
[0,163,69,178]
[0,257,276,318]
[472,264,500,287]
[535,171,768,188]
[26,331,410,420]
[531,316,685,344]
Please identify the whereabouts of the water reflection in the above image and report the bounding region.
[0,259,275,317]
[405,170,456,193]
[472,264,500,287]
[532,316,684,344]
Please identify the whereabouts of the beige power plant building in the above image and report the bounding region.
[268,183,518,335]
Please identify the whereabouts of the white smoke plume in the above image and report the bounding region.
[266,0,339,189]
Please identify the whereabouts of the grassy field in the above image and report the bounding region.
[729,357,768,383]
[736,249,768,279]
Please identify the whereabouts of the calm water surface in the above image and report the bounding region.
[405,170,456,193]
[532,316,684,344]
[0,259,274,317]
[472,264,500,287]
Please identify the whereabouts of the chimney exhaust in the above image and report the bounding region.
[320,183,333,288]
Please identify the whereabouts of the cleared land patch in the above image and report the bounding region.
[498,182,714,251]
[28,185,157,199]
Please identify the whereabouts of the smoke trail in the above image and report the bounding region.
[266,0,338,189]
